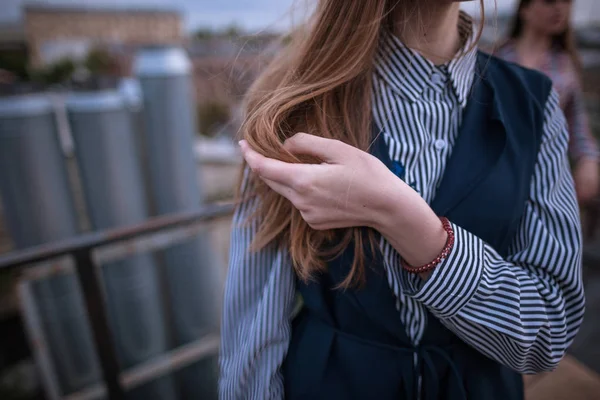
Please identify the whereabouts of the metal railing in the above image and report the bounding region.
[0,202,235,400]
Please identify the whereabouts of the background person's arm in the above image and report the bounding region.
[564,79,599,203]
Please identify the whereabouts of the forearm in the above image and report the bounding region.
[565,91,599,162]
[371,127,584,373]
[371,178,447,275]
[433,234,583,372]
[378,218,583,373]
[569,129,598,163]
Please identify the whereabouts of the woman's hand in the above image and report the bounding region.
[573,158,599,204]
[240,133,447,272]
[239,132,401,230]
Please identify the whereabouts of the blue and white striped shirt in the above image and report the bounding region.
[219,16,584,400]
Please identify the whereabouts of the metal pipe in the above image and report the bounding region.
[4,204,233,400]
[0,94,102,396]
[62,334,220,400]
[17,281,62,400]
[0,94,78,246]
[66,90,176,400]
[134,47,224,398]
[0,204,234,271]
[72,250,125,400]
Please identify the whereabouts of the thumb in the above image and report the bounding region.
[283,132,347,163]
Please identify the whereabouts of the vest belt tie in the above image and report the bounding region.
[312,315,468,400]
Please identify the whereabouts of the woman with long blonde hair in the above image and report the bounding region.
[220,1,585,399]
[497,0,599,204]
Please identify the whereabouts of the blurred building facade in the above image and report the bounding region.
[23,3,182,67]
[189,34,281,137]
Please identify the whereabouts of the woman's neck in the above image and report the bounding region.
[518,26,553,53]
[515,26,553,69]
[394,2,462,65]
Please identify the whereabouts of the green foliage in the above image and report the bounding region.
[281,34,293,46]
[25,47,116,86]
[195,28,214,39]
[194,24,243,41]
[198,101,231,137]
[30,58,76,85]
[0,50,28,80]
[84,47,116,76]
[223,24,242,39]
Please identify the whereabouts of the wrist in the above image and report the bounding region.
[402,217,454,281]
[373,177,447,267]
[369,173,413,231]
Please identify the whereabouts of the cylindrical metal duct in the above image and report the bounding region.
[0,95,78,246]
[133,47,202,211]
[134,47,222,399]
[0,94,101,395]
[66,91,176,400]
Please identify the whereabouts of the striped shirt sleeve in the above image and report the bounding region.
[219,168,296,399]
[400,89,585,373]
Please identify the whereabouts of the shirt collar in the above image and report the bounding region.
[374,11,477,107]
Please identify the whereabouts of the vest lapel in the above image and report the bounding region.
[355,56,507,340]
[371,56,507,218]
[431,66,506,216]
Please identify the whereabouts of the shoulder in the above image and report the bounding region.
[493,40,517,61]
[477,51,554,114]
[476,51,560,150]
[554,51,581,87]
[554,49,577,70]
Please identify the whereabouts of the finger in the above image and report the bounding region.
[283,132,348,163]
[240,141,298,185]
[260,177,297,203]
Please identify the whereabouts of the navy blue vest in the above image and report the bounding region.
[282,53,553,400]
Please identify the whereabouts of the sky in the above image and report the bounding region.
[1,0,598,32]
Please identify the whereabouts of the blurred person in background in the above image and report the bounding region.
[497,0,600,204]
[220,0,585,399]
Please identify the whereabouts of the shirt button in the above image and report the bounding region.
[431,73,444,86]
[434,139,446,150]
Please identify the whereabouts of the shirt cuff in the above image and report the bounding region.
[400,223,485,318]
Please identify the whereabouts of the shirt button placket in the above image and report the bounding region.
[431,72,444,91]
[434,139,446,150]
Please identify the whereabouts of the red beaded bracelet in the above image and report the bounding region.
[401,217,455,274]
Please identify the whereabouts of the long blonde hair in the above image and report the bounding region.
[239,0,484,287]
